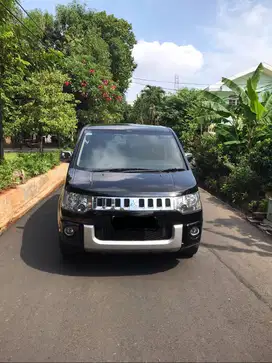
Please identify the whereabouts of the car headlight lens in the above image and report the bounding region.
[62,191,92,213]
[175,192,202,214]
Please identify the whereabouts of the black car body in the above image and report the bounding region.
[58,124,203,258]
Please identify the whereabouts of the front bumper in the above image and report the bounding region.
[83,224,184,252]
[58,210,202,253]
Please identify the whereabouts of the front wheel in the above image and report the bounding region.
[176,244,199,258]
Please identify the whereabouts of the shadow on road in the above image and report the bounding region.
[20,194,180,276]
[203,218,272,257]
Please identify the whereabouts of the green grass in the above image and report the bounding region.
[5,152,18,161]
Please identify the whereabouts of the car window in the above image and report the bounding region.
[76,130,185,170]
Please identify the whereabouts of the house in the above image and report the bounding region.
[205,62,272,106]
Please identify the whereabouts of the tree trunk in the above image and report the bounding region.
[0,100,4,162]
[39,137,43,153]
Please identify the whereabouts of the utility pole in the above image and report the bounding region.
[174,74,179,90]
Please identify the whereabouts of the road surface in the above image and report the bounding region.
[0,189,271,362]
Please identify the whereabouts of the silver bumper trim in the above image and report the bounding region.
[83,225,183,252]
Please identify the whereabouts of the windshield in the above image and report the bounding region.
[76,129,186,171]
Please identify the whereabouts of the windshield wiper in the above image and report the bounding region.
[93,168,155,172]
[158,168,186,173]
[92,167,186,173]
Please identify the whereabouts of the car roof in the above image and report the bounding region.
[81,123,171,133]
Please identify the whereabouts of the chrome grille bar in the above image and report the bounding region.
[92,196,175,211]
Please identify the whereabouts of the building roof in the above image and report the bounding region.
[206,62,272,92]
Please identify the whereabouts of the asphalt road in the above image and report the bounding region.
[0,189,272,362]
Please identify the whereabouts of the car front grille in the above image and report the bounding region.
[92,196,175,211]
[94,216,173,241]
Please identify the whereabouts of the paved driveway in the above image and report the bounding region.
[0,189,271,362]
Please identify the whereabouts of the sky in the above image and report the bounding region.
[22,0,272,102]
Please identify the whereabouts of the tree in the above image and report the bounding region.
[159,88,206,138]
[0,0,18,161]
[5,70,78,151]
[47,1,135,127]
[198,63,272,151]
[130,85,165,124]
[91,10,137,92]
[0,0,137,156]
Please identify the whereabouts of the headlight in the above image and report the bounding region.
[62,191,92,213]
[175,192,202,214]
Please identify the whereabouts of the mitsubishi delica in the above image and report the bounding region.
[58,124,203,259]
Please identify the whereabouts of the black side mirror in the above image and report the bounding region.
[60,150,72,163]
[185,152,193,163]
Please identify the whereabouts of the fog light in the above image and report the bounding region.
[189,226,200,237]
[64,226,75,237]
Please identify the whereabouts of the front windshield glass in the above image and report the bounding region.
[76,129,186,171]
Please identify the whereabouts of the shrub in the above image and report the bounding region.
[248,139,272,193]
[0,161,15,190]
[0,151,60,191]
[193,134,230,193]
[192,134,269,212]
[220,159,261,207]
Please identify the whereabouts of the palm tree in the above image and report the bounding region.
[197,63,272,150]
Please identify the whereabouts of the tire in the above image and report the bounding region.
[176,244,199,258]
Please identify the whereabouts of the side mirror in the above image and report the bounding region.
[185,152,193,163]
[60,150,72,163]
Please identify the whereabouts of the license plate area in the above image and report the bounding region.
[94,215,172,241]
[112,216,159,230]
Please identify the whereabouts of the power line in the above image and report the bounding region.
[131,80,207,92]
[0,0,49,51]
[132,76,210,86]
[131,81,178,92]
[14,0,44,37]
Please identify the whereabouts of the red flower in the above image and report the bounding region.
[81,81,87,87]
[102,92,108,98]
[108,97,112,101]
[64,81,70,86]
[89,69,95,74]
[111,85,116,90]
[98,85,103,89]
[103,79,109,85]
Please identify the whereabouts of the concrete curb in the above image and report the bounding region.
[0,163,68,235]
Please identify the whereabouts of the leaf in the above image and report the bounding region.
[263,92,272,110]
[222,77,248,105]
[246,78,266,120]
[201,101,233,119]
[202,90,228,107]
[251,62,264,90]
[194,114,229,125]
[224,140,242,146]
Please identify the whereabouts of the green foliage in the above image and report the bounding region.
[4,70,78,144]
[220,157,261,207]
[129,85,166,124]
[192,134,230,193]
[0,151,60,190]
[128,62,272,213]
[0,0,136,160]
[200,63,268,151]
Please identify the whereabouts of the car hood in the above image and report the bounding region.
[66,168,198,196]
